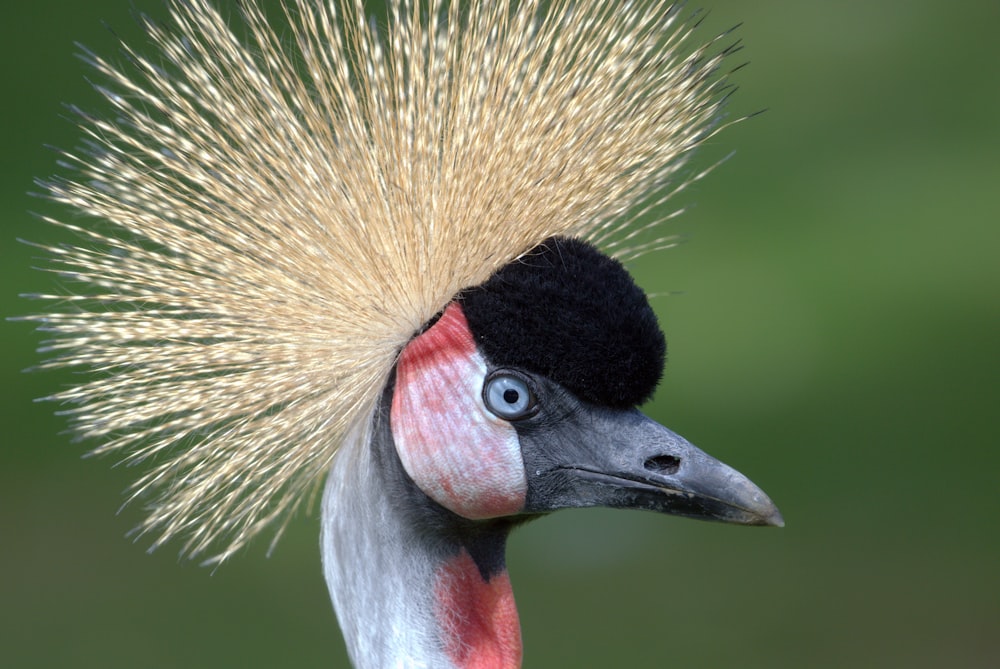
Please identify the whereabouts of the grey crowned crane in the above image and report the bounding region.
[28,0,782,667]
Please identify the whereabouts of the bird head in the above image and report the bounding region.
[29,0,783,664]
[391,236,781,528]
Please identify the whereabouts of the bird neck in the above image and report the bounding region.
[321,402,523,669]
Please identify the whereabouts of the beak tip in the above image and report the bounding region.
[728,477,784,528]
[749,495,783,527]
[765,508,785,528]
[745,491,783,527]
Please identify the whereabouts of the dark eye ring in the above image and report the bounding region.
[483,372,537,420]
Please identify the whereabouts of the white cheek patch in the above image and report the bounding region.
[391,303,527,519]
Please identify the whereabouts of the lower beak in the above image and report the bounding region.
[523,408,783,527]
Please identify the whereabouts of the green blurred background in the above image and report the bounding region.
[2,1,997,667]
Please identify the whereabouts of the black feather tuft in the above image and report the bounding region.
[460,237,666,408]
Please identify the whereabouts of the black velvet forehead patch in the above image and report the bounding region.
[459,236,666,408]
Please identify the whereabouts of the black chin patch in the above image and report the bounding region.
[459,237,665,408]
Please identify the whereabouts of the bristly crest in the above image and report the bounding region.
[26,0,741,562]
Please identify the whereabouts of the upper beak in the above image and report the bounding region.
[521,407,783,527]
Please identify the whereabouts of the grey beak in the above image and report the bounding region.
[522,407,783,527]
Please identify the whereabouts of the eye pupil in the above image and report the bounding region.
[503,389,520,404]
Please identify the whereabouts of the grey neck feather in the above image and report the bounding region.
[321,405,455,669]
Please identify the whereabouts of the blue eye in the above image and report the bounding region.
[483,373,536,420]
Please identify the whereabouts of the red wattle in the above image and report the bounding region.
[434,549,522,669]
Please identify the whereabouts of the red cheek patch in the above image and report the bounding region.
[392,303,527,519]
[434,550,522,669]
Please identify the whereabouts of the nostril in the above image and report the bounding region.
[644,455,680,475]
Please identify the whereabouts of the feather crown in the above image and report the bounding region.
[29,0,740,562]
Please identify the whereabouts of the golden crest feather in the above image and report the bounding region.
[29,0,738,562]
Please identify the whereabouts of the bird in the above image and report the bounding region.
[27,0,782,667]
